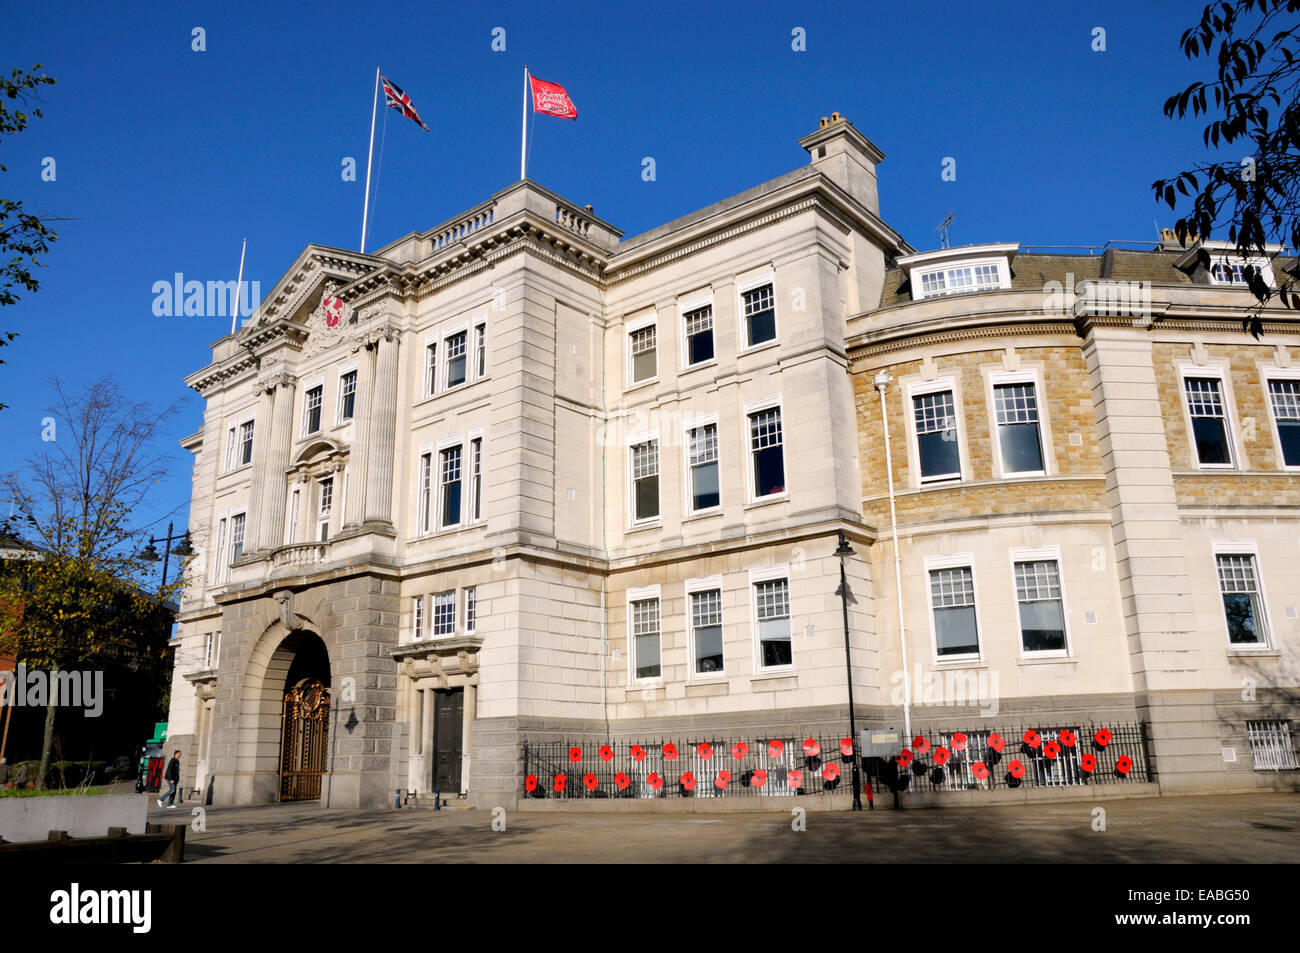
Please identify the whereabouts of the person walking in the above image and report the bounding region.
[13,761,28,790]
[158,750,181,809]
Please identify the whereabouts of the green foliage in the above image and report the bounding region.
[1153,0,1300,337]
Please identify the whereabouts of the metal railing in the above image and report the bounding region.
[1247,720,1299,771]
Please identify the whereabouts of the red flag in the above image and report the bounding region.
[530,75,577,119]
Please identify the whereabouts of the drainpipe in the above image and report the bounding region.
[874,370,911,741]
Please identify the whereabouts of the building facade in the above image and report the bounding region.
[166,115,1300,809]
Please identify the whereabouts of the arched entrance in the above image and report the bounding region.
[281,678,330,800]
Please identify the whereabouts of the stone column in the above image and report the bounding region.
[420,686,435,790]
[256,372,298,551]
[364,326,400,525]
[344,340,375,529]
[461,681,476,796]
[242,385,276,555]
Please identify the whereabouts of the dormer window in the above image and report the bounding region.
[897,244,1018,303]
[1175,240,1279,288]
[1211,260,1247,285]
[917,262,1004,299]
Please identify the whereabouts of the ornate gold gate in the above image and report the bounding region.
[280,678,330,801]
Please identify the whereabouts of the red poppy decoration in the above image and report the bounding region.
[525,774,538,792]
[1043,740,1061,760]
[803,737,821,757]
[972,762,990,781]
[1094,728,1112,748]
[1023,729,1041,749]
[934,746,952,766]
[697,742,713,760]
[568,746,583,763]
[646,772,663,791]
[898,748,914,767]
[599,745,614,762]
[787,769,804,789]
[1008,759,1026,780]
[752,768,768,787]
[952,732,968,752]
[768,740,785,759]
[631,744,647,762]
[583,773,599,791]
[661,742,677,761]
[1080,753,1097,773]
[553,773,567,792]
[840,738,854,757]
[715,769,732,789]
[988,733,1005,753]
[823,762,841,782]
[680,771,697,791]
[732,742,749,760]
[1115,755,1133,776]
[912,736,930,756]
[1059,729,1078,748]
[615,772,631,790]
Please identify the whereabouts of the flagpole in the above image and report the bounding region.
[361,65,380,253]
[520,65,529,181]
[230,237,246,336]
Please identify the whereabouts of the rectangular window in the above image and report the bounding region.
[413,595,425,641]
[754,578,792,668]
[688,423,720,512]
[474,323,487,378]
[1211,260,1248,285]
[1014,560,1067,654]
[469,437,483,522]
[742,283,776,347]
[691,588,723,675]
[225,427,237,472]
[440,445,463,528]
[631,597,661,679]
[338,371,357,421]
[286,488,300,545]
[918,264,1002,299]
[1217,553,1267,645]
[239,421,254,466]
[1185,377,1232,466]
[930,566,979,657]
[230,513,246,563]
[749,407,785,497]
[446,331,467,388]
[1246,721,1299,771]
[630,325,657,383]
[631,440,659,522]
[204,632,215,669]
[464,587,477,634]
[213,518,227,584]
[1268,378,1300,467]
[432,591,456,636]
[317,477,333,541]
[425,343,437,396]
[913,390,960,481]
[994,382,1044,474]
[417,452,433,534]
[304,386,323,434]
[684,304,714,366]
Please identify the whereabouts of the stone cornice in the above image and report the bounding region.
[849,317,1080,362]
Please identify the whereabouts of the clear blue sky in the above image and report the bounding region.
[0,0,1220,579]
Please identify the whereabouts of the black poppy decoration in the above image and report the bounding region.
[823,762,841,782]
[732,741,749,760]
[933,746,952,767]
[1043,740,1061,760]
[768,739,785,759]
[1093,728,1112,749]
[1006,772,1022,789]
[525,774,539,792]
[880,759,899,788]
[986,748,1002,768]
[646,772,663,791]
[752,768,768,788]
[631,744,647,762]
[929,767,945,785]
[972,762,990,781]
[912,735,931,757]
[952,732,968,752]
[599,745,614,762]
[715,769,732,790]
[568,746,583,763]
[988,733,1005,753]
[1115,755,1133,776]
[1008,759,1026,780]
[681,771,697,791]
[615,771,631,790]
[1059,729,1078,749]
[554,773,567,793]
[1080,753,1097,774]
[806,755,823,774]
[911,760,928,777]
[662,742,678,761]
[895,772,911,791]
[583,772,599,792]
[787,769,804,790]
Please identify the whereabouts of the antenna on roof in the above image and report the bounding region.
[936,212,956,249]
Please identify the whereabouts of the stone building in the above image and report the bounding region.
[166,114,1299,809]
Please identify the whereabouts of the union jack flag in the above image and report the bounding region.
[381,74,429,131]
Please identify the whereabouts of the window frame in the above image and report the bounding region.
[626,584,663,686]
[1261,365,1300,472]
[1178,364,1241,470]
[229,511,247,565]
[737,270,777,353]
[337,366,358,424]
[627,433,661,529]
[424,340,438,398]
[685,575,725,680]
[1206,253,1276,288]
[912,257,1010,300]
[302,382,325,437]
[430,590,456,638]
[1211,540,1274,649]
[986,368,1051,479]
[436,438,464,530]
[905,376,969,487]
[211,516,228,586]
[743,396,787,504]
[625,312,659,389]
[924,553,983,664]
[1008,546,1072,659]
[474,320,487,379]
[412,594,425,642]
[443,326,470,391]
[316,476,334,541]
[749,565,795,674]
[464,586,477,635]
[678,291,716,371]
[682,413,722,518]
[415,446,433,536]
[468,431,485,523]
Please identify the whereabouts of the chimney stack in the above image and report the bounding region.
[797,113,885,215]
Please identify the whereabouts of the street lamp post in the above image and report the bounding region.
[835,529,863,811]
[136,522,194,591]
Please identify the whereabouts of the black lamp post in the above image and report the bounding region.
[835,529,863,811]
[136,521,194,591]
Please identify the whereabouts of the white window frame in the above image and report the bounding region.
[211,515,228,585]
[749,565,794,674]
[423,338,438,398]
[443,324,470,391]
[1261,365,1300,472]
[1207,254,1276,288]
[743,395,787,505]
[625,312,659,389]
[1211,540,1275,649]
[225,415,255,473]
[912,257,1010,300]
[229,511,247,565]
[224,425,237,473]
[464,586,477,635]
[627,432,661,529]
[415,445,433,536]
[736,269,777,353]
[1008,546,1072,659]
[336,365,358,425]
[473,320,487,379]
[682,412,721,518]
[468,430,485,523]
[412,594,425,642]
[924,552,983,663]
[1178,363,1241,470]
[436,436,465,530]
[316,476,334,541]
[685,575,725,681]
[285,486,300,545]
[301,380,325,437]
[626,584,663,686]
[905,376,970,487]
[986,368,1052,479]
[431,590,456,638]
[678,291,716,371]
